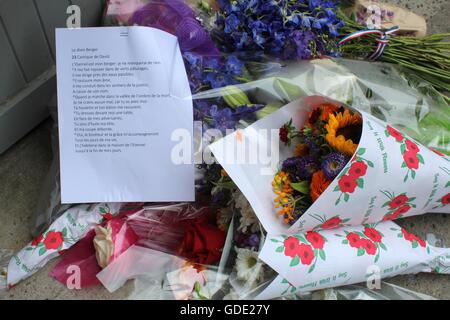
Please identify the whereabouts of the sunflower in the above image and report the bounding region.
[310,170,332,202]
[325,110,362,156]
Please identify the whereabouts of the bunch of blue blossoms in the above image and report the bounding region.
[214,0,344,60]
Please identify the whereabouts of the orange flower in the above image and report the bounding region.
[307,103,340,129]
[320,103,340,121]
[310,170,331,202]
[294,143,309,157]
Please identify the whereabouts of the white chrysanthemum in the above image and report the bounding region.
[233,191,259,233]
[234,247,264,287]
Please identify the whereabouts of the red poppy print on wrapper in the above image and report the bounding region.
[433,191,450,209]
[333,148,373,205]
[309,214,351,231]
[385,126,425,182]
[272,230,328,273]
[24,227,70,256]
[393,227,430,253]
[337,224,387,263]
[380,190,416,221]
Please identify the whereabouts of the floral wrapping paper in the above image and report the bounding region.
[209,96,450,235]
[7,203,122,287]
[256,221,450,299]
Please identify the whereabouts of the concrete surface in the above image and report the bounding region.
[0,1,449,299]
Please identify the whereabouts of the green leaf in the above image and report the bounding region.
[281,278,288,284]
[344,193,350,202]
[355,231,365,238]
[319,250,326,261]
[409,197,416,202]
[400,143,406,155]
[379,243,387,251]
[357,178,364,189]
[366,160,374,168]
[334,185,340,192]
[374,253,380,263]
[385,129,389,137]
[411,170,416,179]
[290,286,297,293]
[357,247,365,256]
[342,239,349,245]
[335,197,340,205]
[38,247,46,256]
[294,234,307,243]
[308,262,316,273]
[270,239,280,243]
[357,148,366,155]
[446,181,450,188]
[276,246,284,253]
[401,161,407,168]
[62,227,67,238]
[25,247,33,251]
[290,256,300,267]
[382,201,391,208]
[417,154,425,164]
[412,241,418,248]
[290,181,310,194]
[427,247,431,254]
[99,207,106,214]
[342,218,351,223]
[404,173,408,182]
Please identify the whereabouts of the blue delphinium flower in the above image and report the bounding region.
[224,14,240,33]
[321,152,349,180]
[215,0,344,60]
[210,105,237,132]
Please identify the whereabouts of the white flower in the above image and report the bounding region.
[93,223,114,268]
[234,191,259,233]
[234,247,264,287]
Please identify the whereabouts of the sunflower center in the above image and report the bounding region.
[336,124,362,144]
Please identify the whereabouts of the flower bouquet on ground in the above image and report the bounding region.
[209,95,450,235]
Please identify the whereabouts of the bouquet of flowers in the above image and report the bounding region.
[273,103,361,225]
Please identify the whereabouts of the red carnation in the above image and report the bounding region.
[441,193,450,205]
[43,231,64,250]
[364,227,382,243]
[387,125,403,142]
[348,161,368,178]
[338,175,358,193]
[31,234,43,247]
[389,194,409,209]
[284,236,301,258]
[382,213,395,221]
[346,232,361,248]
[102,212,113,221]
[405,140,419,154]
[306,231,325,249]
[360,238,377,255]
[297,243,315,265]
[321,216,342,229]
[403,150,419,170]
[279,127,288,143]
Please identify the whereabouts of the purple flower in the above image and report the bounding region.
[321,152,349,180]
[282,156,318,181]
[210,105,236,132]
